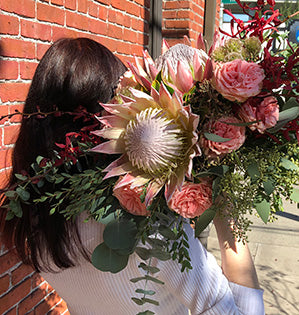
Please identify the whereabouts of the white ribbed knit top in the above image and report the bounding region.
[41,219,265,315]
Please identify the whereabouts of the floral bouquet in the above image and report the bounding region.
[2,0,299,313]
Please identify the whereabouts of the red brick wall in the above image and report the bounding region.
[0,1,220,314]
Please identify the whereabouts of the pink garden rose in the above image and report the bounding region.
[239,96,279,133]
[213,59,265,102]
[168,181,213,218]
[113,179,150,216]
[200,116,246,156]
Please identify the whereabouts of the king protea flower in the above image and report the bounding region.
[91,85,200,206]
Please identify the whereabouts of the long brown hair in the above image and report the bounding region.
[1,38,127,271]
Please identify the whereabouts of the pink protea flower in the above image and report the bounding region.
[200,116,246,156]
[168,181,213,219]
[113,178,150,216]
[212,59,265,102]
[91,84,200,206]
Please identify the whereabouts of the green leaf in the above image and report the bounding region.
[280,158,299,171]
[282,97,299,111]
[5,190,17,199]
[5,211,15,221]
[278,106,299,121]
[9,200,23,218]
[98,212,116,225]
[135,247,151,260]
[141,297,159,306]
[135,289,156,296]
[152,79,161,92]
[138,262,160,274]
[247,162,260,182]
[16,187,30,201]
[130,276,147,283]
[158,226,177,240]
[144,275,164,285]
[290,188,299,203]
[15,173,27,181]
[137,311,155,315]
[49,208,56,215]
[254,199,271,223]
[204,132,231,143]
[263,180,275,195]
[149,248,171,261]
[131,297,145,306]
[36,156,44,165]
[103,219,137,250]
[195,207,216,237]
[212,177,221,202]
[91,243,129,273]
[208,165,230,177]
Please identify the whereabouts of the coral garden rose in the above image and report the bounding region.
[200,116,246,156]
[113,179,150,216]
[168,181,213,218]
[213,59,265,102]
[239,96,279,133]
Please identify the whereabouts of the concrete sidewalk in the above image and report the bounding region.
[207,201,299,315]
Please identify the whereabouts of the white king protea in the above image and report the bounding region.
[92,85,200,206]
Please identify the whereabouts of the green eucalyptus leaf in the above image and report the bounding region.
[254,199,270,224]
[137,310,155,315]
[278,106,299,121]
[130,276,146,283]
[247,162,260,182]
[141,297,159,306]
[6,211,15,221]
[98,212,116,225]
[208,165,230,177]
[282,97,299,111]
[195,207,216,237]
[5,190,17,199]
[280,158,299,171]
[144,275,164,285]
[149,248,171,261]
[138,262,160,274]
[212,177,221,202]
[9,200,23,217]
[263,180,275,195]
[37,179,45,188]
[204,132,231,143]
[135,247,151,260]
[91,242,129,273]
[290,188,299,203]
[103,219,137,250]
[158,226,176,240]
[131,297,145,306]
[16,187,30,201]
[36,156,44,165]
[15,173,27,181]
[135,289,156,296]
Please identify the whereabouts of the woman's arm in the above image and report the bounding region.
[213,211,260,289]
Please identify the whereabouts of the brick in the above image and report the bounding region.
[0,14,19,35]
[107,24,123,40]
[122,14,131,28]
[123,28,137,43]
[177,10,190,19]
[11,263,34,286]
[48,299,69,315]
[19,61,38,80]
[165,20,190,29]
[4,124,21,145]
[4,307,17,315]
[51,0,64,5]
[164,1,189,9]
[36,43,51,60]
[89,18,107,35]
[0,278,31,315]
[0,38,35,59]
[0,169,11,189]
[18,286,48,315]
[126,1,140,17]
[31,273,44,290]
[37,3,65,25]
[9,104,25,123]
[0,82,30,103]
[21,20,52,41]
[0,0,35,18]
[111,0,126,11]
[66,11,89,31]
[0,105,9,124]
[0,148,12,169]
[88,2,98,18]
[78,0,88,13]
[0,60,18,80]
[65,0,76,10]
[51,26,77,41]
[0,273,10,295]
[108,9,124,25]
[98,6,108,21]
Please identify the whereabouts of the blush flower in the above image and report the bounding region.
[239,96,279,133]
[200,116,246,156]
[213,59,265,102]
[168,181,213,218]
[113,178,150,216]
[91,84,200,206]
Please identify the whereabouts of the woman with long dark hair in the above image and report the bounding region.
[1,38,264,314]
